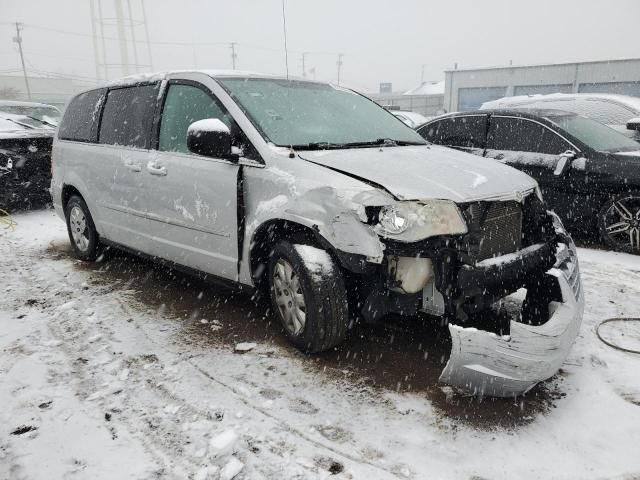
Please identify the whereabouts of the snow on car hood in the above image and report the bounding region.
[297,145,537,203]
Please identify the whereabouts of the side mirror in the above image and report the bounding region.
[554,150,576,176]
[626,117,640,131]
[187,118,235,159]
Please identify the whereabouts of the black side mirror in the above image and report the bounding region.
[187,118,235,160]
[554,150,576,176]
[626,118,640,131]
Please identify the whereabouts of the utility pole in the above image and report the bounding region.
[114,0,130,76]
[98,0,109,79]
[89,0,102,81]
[13,23,31,100]
[140,0,154,70]
[126,0,140,73]
[336,53,343,85]
[421,64,426,84]
[230,42,237,70]
[301,52,307,77]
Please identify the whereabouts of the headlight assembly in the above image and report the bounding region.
[375,200,468,242]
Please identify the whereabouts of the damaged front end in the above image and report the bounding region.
[362,192,584,397]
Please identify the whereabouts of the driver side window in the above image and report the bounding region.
[159,83,230,154]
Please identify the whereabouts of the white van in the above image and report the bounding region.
[51,71,584,396]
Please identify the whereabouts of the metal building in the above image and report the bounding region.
[368,81,445,117]
[444,57,640,112]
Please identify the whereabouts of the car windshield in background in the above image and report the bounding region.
[0,106,61,126]
[552,114,640,152]
[219,78,426,148]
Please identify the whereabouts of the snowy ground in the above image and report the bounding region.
[2,210,640,480]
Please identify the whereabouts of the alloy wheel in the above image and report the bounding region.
[603,195,640,251]
[272,259,307,336]
[69,205,90,252]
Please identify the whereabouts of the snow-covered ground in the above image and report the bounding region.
[2,210,640,480]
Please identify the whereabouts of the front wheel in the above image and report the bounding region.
[65,195,101,261]
[598,193,640,253]
[268,241,348,353]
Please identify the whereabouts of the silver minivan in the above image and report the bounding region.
[51,71,584,396]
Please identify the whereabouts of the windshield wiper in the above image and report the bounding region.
[290,138,425,150]
[290,142,348,150]
[0,116,35,130]
[19,114,57,128]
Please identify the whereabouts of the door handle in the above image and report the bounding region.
[146,161,167,176]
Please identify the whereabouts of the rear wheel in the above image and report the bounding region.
[65,195,101,261]
[598,193,640,253]
[268,240,348,352]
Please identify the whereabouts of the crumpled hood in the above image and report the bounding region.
[297,145,537,203]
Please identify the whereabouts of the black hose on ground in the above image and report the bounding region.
[596,318,640,354]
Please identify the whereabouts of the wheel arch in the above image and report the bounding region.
[248,219,325,291]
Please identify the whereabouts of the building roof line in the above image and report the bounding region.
[445,57,640,73]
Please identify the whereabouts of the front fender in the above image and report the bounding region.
[240,164,392,285]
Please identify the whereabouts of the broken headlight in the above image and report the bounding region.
[375,200,468,242]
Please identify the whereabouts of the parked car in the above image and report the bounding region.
[51,71,584,396]
[417,109,640,253]
[391,110,429,128]
[0,100,62,127]
[480,93,640,142]
[0,114,55,211]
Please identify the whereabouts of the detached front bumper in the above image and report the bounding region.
[439,240,584,397]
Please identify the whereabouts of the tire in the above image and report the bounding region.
[268,240,348,353]
[64,195,101,261]
[598,193,640,254]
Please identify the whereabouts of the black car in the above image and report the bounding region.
[417,109,640,253]
[0,114,55,212]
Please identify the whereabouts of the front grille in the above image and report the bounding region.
[474,201,523,261]
[556,244,582,300]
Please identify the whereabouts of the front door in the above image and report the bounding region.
[138,81,240,279]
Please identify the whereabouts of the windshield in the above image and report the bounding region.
[551,114,640,152]
[0,105,61,126]
[218,78,426,148]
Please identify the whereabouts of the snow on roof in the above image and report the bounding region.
[106,70,308,88]
[403,80,445,96]
[481,92,640,113]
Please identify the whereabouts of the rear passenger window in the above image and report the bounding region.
[58,89,106,142]
[419,116,486,148]
[99,84,159,148]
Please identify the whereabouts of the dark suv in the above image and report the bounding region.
[418,109,640,253]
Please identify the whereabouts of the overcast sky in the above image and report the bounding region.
[1,0,638,93]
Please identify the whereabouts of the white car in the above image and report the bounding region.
[391,110,429,128]
[50,71,584,396]
[481,93,640,141]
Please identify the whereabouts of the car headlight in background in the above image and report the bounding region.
[375,200,468,242]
